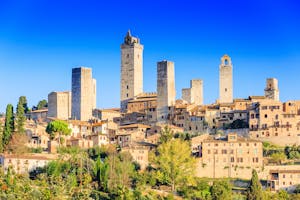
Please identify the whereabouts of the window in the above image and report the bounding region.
[265,114,268,118]
[230,157,234,162]
[224,59,229,65]
[225,88,227,92]
[214,150,218,154]
[126,85,129,89]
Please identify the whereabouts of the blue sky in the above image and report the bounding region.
[0,0,300,112]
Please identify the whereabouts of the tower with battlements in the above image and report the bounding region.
[120,30,144,112]
[219,55,233,103]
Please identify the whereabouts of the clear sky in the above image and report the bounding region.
[0,0,300,112]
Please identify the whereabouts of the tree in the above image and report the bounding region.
[3,104,14,147]
[153,139,196,191]
[46,120,71,146]
[159,126,173,143]
[285,145,300,159]
[107,151,135,192]
[247,169,263,200]
[270,152,286,164]
[211,180,232,200]
[94,156,109,191]
[18,96,29,113]
[37,99,48,110]
[16,97,26,134]
[0,121,3,152]
[277,189,289,200]
[228,119,248,129]
[295,184,300,194]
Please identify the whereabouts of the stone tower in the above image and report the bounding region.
[71,67,96,121]
[157,61,176,124]
[265,78,279,101]
[182,79,203,105]
[48,91,71,120]
[120,30,143,112]
[219,55,233,103]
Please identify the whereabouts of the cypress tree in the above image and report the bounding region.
[19,96,29,113]
[3,104,14,146]
[16,97,26,134]
[0,121,3,152]
[247,169,263,200]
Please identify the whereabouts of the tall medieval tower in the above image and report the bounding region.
[120,30,143,112]
[265,78,279,101]
[71,67,96,121]
[157,61,176,124]
[219,55,233,103]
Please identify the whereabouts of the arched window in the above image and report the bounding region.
[224,59,229,65]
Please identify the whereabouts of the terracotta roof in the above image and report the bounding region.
[270,170,300,174]
[30,109,48,113]
[92,121,107,127]
[67,120,91,126]
[0,153,57,160]
[202,135,260,143]
[249,96,266,99]
[119,124,151,129]
[100,108,120,112]
[128,97,156,103]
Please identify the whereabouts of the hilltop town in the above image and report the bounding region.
[0,31,300,199]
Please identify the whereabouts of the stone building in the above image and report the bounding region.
[219,55,233,103]
[182,79,203,105]
[265,78,279,101]
[266,166,300,192]
[249,99,300,146]
[48,91,71,120]
[0,153,57,174]
[127,93,157,113]
[193,133,263,179]
[157,60,176,124]
[71,67,96,121]
[122,142,156,170]
[120,30,143,112]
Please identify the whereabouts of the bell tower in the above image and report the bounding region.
[219,54,233,103]
[120,30,144,112]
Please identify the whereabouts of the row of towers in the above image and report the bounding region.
[119,30,231,113]
[120,30,280,115]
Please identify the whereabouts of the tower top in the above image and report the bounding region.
[220,54,232,66]
[126,29,131,37]
[124,30,140,45]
